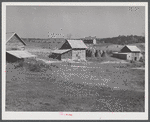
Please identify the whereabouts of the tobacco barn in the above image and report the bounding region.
[113,45,143,61]
[6,32,36,62]
[50,40,87,61]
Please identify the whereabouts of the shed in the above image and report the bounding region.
[51,40,87,61]
[6,32,26,51]
[6,51,36,63]
[113,45,143,61]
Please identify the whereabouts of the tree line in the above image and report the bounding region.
[96,35,145,45]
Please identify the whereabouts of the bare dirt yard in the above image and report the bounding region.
[6,59,145,112]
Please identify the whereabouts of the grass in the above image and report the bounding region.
[6,58,145,112]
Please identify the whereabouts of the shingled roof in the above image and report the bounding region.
[67,40,87,49]
[121,45,141,52]
[6,50,36,58]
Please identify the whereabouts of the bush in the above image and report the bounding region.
[105,50,113,56]
[139,57,144,62]
[28,63,41,72]
[23,58,47,72]
[14,61,24,68]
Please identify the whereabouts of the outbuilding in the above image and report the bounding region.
[83,38,97,44]
[51,40,87,61]
[113,45,143,61]
[6,32,36,62]
[6,32,26,51]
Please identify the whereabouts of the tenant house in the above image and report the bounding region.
[50,40,87,61]
[6,32,36,62]
[83,36,97,44]
[113,45,143,61]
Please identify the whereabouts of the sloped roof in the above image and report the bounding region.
[51,49,71,54]
[6,32,26,45]
[6,32,15,41]
[6,50,36,58]
[67,40,87,49]
[124,45,141,52]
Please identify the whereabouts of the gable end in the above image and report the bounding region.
[60,40,72,49]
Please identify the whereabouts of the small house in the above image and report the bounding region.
[83,36,97,44]
[51,40,87,61]
[113,45,143,61]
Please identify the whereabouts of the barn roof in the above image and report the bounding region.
[51,49,71,54]
[124,45,141,52]
[6,32,26,45]
[67,40,87,49]
[6,51,36,59]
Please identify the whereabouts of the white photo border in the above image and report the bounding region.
[2,2,148,120]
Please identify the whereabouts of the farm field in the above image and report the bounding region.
[6,60,145,112]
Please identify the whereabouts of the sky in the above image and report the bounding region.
[6,6,145,38]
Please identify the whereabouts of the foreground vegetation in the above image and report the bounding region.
[6,59,145,111]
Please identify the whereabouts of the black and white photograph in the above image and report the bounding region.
[2,2,148,120]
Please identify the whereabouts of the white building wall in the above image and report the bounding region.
[93,39,96,44]
[72,50,86,60]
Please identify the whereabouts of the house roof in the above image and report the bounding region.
[6,32,26,45]
[124,45,141,52]
[6,50,36,58]
[67,40,87,49]
[51,49,71,54]
[6,32,15,41]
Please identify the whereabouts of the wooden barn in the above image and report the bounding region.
[6,32,36,62]
[51,40,87,61]
[113,45,143,61]
[6,32,26,51]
